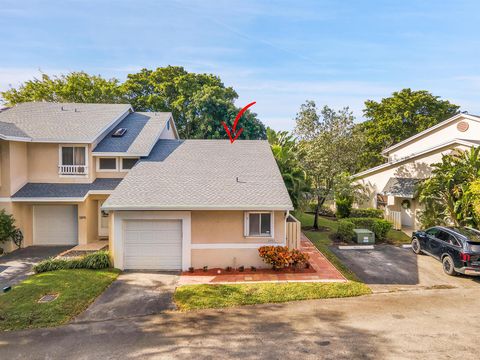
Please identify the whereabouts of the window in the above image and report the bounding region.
[246,212,272,237]
[98,158,117,170]
[122,158,138,170]
[426,228,440,237]
[61,146,86,166]
[59,146,87,175]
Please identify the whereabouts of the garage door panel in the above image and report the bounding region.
[124,219,182,270]
[34,205,78,245]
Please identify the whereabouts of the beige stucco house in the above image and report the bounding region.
[354,113,480,230]
[0,102,294,271]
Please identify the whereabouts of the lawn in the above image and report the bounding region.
[0,268,119,331]
[175,281,371,311]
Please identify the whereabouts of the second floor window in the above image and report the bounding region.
[60,146,87,175]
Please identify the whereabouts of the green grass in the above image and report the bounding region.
[174,281,371,311]
[385,229,411,245]
[0,268,120,331]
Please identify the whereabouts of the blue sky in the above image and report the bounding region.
[1,0,479,130]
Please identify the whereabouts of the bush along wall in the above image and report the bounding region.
[34,251,111,273]
[336,218,392,241]
[349,208,384,219]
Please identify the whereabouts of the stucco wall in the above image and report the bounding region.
[191,248,267,268]
[191,210,285,244]
[388,116,480,160]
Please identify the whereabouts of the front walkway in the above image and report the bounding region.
[178,235,346,285]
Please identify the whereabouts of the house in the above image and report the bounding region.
[354,113,480,230]
[0,102,295,270]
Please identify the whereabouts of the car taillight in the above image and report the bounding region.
[460,253,471,262]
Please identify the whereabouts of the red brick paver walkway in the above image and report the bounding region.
[178,234,346,285]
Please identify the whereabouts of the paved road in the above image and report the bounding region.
[1,286,479,359]
[75,272,178,322]
[0,246,72,289]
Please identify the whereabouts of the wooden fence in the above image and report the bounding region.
[286,214,301,249]
[385,210,401,230]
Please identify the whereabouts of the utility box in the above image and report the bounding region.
[353,229,375,244]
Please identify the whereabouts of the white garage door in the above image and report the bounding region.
[124,219,182,270]
[33,205,78,245]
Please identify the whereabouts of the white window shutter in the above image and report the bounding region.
[244,212,249,236]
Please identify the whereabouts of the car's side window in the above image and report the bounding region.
[436,231,450,242]
[425,228,439,237]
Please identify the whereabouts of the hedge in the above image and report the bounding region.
[337,220,355,241]
[349,208,383,219]
[337,218,392,241]
[34,251,111,273]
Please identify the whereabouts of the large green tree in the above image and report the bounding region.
[418,147,480,228]
[357,89,460,170]
[1,67,266,140]
[294,101,362,229]
[266,128,310,209]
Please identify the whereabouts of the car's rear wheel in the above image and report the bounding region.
[442,255,458,276]
[411,238,422,254]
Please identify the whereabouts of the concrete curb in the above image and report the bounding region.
[338,245,375,250]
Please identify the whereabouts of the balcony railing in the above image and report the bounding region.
[59,165,88,175]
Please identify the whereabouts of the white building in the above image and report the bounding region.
[354,113,480,230]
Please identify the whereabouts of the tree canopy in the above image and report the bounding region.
[356,88,460,170]
[1,67,266,140]
[294,101,362,228]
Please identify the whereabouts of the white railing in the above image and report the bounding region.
[385,210,401,230]
[59,165,88,175]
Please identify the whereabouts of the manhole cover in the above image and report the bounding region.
[38,294,58,303]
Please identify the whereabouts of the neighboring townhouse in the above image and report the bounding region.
[354,113,480,230]
[0,102,294,271]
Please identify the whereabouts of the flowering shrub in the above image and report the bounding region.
[258,246,310,270]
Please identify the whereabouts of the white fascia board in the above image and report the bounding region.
[11,197,86,203]
[354,139,478,179]
[102,204,294,211]
[0,134,32,142]
[381,113,480,155]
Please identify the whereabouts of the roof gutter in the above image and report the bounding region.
[101,204,294,211]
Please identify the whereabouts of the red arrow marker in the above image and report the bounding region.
[222,101,256,143]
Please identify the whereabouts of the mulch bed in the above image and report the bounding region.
[182,265,316,276]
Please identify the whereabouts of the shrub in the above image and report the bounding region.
[34,251,111,273]
[0,209,23,248]
[347,218,393,241]
[349,208,383,219]
[258,246,310,270]
[337,220,355,241]
[336,198,353,218]
[290,249,310,268]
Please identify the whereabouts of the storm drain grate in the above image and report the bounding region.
[38,294,59,303]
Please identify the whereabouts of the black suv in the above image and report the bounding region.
[411,226,480,276]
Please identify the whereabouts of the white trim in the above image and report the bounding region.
[244,211,274,238]
[58,144,89,176]
[96,157,119,172]
[191,242,283,250]
[102,204,294,211]
[120,157,139,171]
[354,139,479,178]
[112,210,191,271]
[98,200,108,237]
[92,152,147,157]
[12,189,115,203]
[381,113,480,155]
[0,134,31,142]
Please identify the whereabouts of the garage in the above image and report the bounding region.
[123,219,182,270]
[33,205,78,245]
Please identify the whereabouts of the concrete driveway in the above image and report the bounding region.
[0,246,72,289]
[330,244,480,291]
[1,286,479,359]
[75,272,179,322]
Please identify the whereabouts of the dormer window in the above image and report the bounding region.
[59,146,87,175]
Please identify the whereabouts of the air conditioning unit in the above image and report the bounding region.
[353,229,375,244]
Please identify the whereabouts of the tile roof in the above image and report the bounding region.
[93,112,171,155]
[12,178,123,199]
[0,102,132,142]
[381,177,422,198]
[102,139,293,210]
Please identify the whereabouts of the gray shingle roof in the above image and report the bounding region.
[102,139,293,210]
[12,178,123,199]
[93,112,171,155]
[381,177,422,198]
[0,102,131,142]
